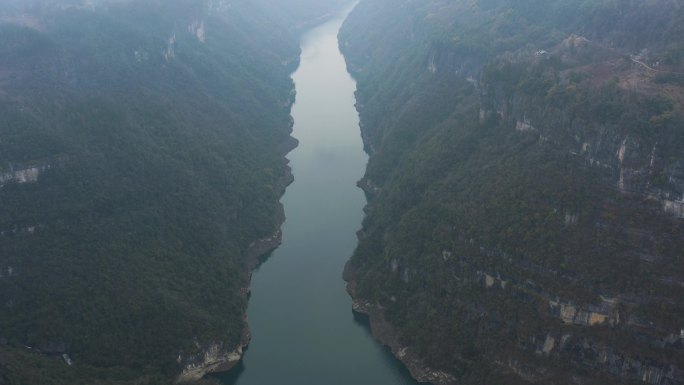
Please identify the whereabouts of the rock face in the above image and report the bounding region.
[178,343,242,382]
[0,0,308,383]
[0,162,53,187]
[176,328,250,383]
[340,0,684,384]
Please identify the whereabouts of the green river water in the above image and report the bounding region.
[214,6,421,385]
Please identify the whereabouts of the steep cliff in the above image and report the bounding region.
[341,1,684,384]
[0,0,339,383]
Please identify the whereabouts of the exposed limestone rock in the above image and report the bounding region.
[176,340,246,383]
[0,164,50,187]
[555,302,611,326]
[485,274,496,288]
[188,20,205,43]
[494,358,546,382]
[427,54,437,73]
[663,198,684,218]
[515,118,535,132]
[568,338,684,385]
[441,249,452,261]
[0,225,38,237]
[163,33,176,61]
[588,312,608,326]
[617,138,627,164]
[478,270,507,289]
[564,212,579,225]
[560,303,577,324]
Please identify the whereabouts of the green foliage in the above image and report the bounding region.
[342,0,684,383]
[0,0,331,382]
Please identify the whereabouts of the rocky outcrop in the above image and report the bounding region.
[187,20,205,43]
[479,48,684,221]
[163,32,176,61]
[0,157,67,188]
[0,163,51,187]
[176,325,251,383]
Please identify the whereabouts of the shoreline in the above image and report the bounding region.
[180,2,369,381]
[176,136,297,383]
[342,262,457,385]
[342,76,456,385]
[192,3,361,381]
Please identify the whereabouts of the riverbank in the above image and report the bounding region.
[343,263,457,385]
[207,7,424,384]
[176,138,297,383]
[343,125,451,385]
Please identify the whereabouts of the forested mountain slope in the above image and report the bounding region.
[340,1,684,384]
[0,0,340,383]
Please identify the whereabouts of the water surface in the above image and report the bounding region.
[214,6,420,385]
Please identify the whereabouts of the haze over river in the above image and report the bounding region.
[214,5,420,385]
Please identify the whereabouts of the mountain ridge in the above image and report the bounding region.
[340,1,684,384]
[0,0,344,383]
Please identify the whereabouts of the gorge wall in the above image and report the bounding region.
[0,0,342,384]
[340,1,684,384]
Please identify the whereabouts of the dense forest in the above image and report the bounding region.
[341,0,684,384]
[0,0,343,383]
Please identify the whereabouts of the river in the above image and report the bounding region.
[212,5,420,385]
